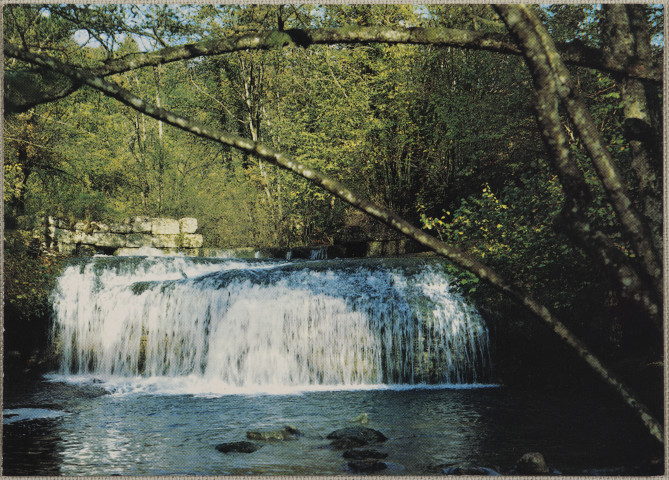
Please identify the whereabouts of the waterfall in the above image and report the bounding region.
[309,247,328,260]
[50,256,492,393]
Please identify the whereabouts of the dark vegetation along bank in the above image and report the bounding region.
[3,4,664,446]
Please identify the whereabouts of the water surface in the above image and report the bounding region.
[3,377,658,476]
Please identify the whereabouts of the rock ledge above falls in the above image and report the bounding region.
[23,215,203,256]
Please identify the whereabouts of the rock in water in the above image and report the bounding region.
[327,426,387,443]
[331,437,368,450]
[246,425,301,441]
[282,425,301,436]
[347,459,387,473]
[343,448,388,459]
[215,441,260,453]
[515,452,550,474]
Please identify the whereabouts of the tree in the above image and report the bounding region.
[3,4,663,444]
[493,5,661,328]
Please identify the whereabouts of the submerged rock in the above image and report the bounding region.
[442,465,501,476]
[347,459,388,473]
[215,441,260,453]
[246,425,301,441]
[327,426,387,446]
[343,448,388,459]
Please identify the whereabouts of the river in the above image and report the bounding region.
[2,255,660,475]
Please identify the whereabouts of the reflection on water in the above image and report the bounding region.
[3,378,661,476]
[3,408,69,425]
[3,417,63,476]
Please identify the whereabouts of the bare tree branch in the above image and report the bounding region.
[5,25,661,113]
[92,26,663,81]
[5,42,663,444]
[500,13,662,330]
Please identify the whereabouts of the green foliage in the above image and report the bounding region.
[419,169,601,314]
[2,4,540,248]
[4,161,24,204]
[541,4,602,43]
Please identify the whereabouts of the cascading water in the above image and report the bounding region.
[309,247,328,260]
[50,256,492,394]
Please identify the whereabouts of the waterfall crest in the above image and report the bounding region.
[51,257,491,392]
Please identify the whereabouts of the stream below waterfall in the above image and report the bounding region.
[3,377,658,475]
[2,256,660,475]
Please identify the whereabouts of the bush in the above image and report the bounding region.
[3,229,66,374]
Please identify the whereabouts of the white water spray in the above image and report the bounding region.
[51,257,491,393]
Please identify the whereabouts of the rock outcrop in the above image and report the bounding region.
[327,426,388,450]
[24,216,203,256]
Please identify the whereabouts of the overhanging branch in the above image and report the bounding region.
[5,25,661,113]
[5,42,663,444]
[93,26,664,82]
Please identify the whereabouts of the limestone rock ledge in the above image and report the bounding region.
[39,216,203,256]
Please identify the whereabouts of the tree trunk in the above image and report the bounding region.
[153,66,165,213]
[600,5,663,255]
[493,4,662,329]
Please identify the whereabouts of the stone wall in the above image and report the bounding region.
[16,215,423,259]
[27,216,203,256]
